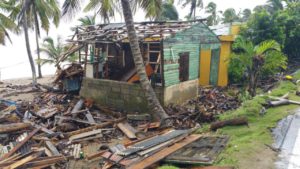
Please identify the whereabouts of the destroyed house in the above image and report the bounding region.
[64,20,220,112]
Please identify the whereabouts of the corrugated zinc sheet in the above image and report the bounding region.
[209,48,221,86]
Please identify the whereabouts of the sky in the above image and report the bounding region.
[0,0,267,80]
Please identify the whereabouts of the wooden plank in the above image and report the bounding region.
[4,152,41,169]
[117,122,137,139]
[69,129,103,141]
[25,156,66,168]
[86,150,107,160]
[0,123,31,134]
[45,141,60,156]
[0,128,40,161]
[66,118,125,137]
[127,134,201,169]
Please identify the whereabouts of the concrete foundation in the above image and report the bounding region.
[80,78,198,112]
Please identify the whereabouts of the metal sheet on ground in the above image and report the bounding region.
[165,136,229,165]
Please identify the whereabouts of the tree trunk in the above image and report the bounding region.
[120,0,169,121]
[248,72,257,97]
[35,28,42,78]
[23,13,37,85]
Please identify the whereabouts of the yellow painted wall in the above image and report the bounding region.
[231,24,241,35]
[218,40,232,86]
[199,49,212,86]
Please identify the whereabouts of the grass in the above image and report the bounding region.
[158,71,300,169]
[214,74,300,167]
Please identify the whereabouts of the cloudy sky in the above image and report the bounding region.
[0,0,267,80]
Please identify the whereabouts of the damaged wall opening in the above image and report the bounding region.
[179,52,190,82]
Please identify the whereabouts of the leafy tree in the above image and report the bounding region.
[179,0,203,20]
[222,8,239,23]
[38,37,78,70]
[8,0,60,83]
[205,2,218,26]
[267,0,283,13]
[62,0,169,122]
[229,37,287,96]
[241,9,251,22]
[156,2,178,21]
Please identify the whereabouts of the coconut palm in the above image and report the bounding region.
[205,2,218,26]
[78,15,96,26]
[38,37,78,70]
[156,2,178,21]
[8,0,60,83]
[0,1,18,45]
[179,0,203,20]
[222,8,239,23]
[230,37,287,96]
[62,0,169,121]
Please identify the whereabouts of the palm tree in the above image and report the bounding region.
[78,15,96,26]
[179,0,203,20]
[0,13,17,45]
[205,2,218,26]
[38,37,78,70]
[62,0,169,121]
[8,0,60,82]
[230,37,287,96]
[222,8,239,23]
[156,2,179,21]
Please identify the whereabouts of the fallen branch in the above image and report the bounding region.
[210,117,248,131]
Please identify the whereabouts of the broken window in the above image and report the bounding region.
[179,52,190,82]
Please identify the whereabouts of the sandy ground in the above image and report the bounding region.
[0,75,54,101]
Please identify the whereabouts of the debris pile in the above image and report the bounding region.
[0,91,229,168]
[53,63,83,92]
[165,88,241,125]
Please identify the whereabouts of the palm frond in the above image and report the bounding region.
[255,40,281,55]
[62,0,81,19]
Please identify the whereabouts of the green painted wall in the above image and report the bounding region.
[210,48,221,85]
[163,22,220,87]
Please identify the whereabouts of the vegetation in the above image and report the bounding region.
[6,0,60,83]
[37,37,78,70]
[0,1,18,45]
[156,1,179,21]
[178,0,203,20]
[205,2,218,26]
[214,73,300,167]
[229,37,287,96]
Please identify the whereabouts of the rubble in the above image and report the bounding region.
[165,87,241,128]
[0,85,232,168]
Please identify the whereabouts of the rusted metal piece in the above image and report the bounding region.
[127,134,202,169]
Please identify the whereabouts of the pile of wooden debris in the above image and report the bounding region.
[0,90,229,169]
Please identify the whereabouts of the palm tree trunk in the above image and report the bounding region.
[120,0,169,121]
[35,30,42,78]
[23,13,37,85]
